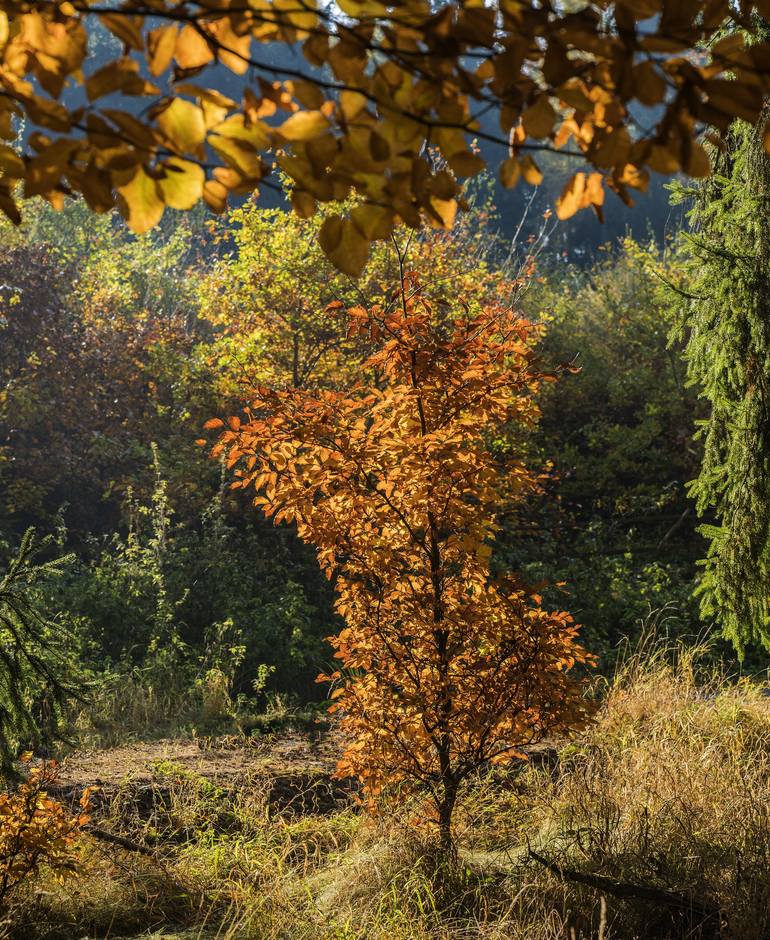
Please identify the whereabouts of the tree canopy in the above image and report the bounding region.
[4,0,770,272]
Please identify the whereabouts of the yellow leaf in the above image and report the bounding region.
[175,24,214,69]
[520,155,543,185]
[211,113,271,149]
[428,196,456,229]
[175,85,236,109]
[336,0,388,14]
[556,172,586,220]
[147,25,178,76]
[207,17,250,75]
[209,136,263,178]
[157,98,206,152]
[203,178,228,213]
[617,163,649,192]
[116,164,164,233]
[339,90,367,121]
[158,158,204,209]
[277,110,330,141]
[585,171,605,208]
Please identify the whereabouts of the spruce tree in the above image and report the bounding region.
[676,109,770,655]
[0,531,78,776]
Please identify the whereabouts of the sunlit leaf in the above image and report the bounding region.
[157,157,204,209]
[156,98,206,152]
[116,164,164,233]
[277,110,331,141]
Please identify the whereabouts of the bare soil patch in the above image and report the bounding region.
[51,730,358,819]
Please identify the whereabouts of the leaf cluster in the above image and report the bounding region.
[0,757,89,910]
[1,1,770,270]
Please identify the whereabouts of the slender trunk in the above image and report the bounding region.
[438,776,458,860]
[410,338,457,858]
[431,518,455,858]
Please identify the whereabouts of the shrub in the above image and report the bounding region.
[0,758,89,911]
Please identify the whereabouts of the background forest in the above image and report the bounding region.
[0,180,714,739]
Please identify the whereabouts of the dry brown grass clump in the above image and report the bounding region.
[509,642,770,939]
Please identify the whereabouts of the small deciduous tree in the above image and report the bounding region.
[211,275,593,852]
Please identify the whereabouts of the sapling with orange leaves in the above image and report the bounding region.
[209,275,593,853]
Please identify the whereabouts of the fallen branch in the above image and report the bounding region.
[85,824,155,857]
[528,849,718,922]
[84,823,199,903]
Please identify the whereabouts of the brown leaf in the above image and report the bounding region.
[522,95,556,139]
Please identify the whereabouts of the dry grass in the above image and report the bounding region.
[5,640,770,939]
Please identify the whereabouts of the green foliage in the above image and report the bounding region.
[52,452,333,709]
[668,118,770,656]
[0,186,748,707]
[0,203,221,536]
[199,187,510,394]
[504,240,703,661]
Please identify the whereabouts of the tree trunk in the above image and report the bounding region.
[437,776,458,861]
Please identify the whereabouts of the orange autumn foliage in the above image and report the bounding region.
[0,758,90,908]
[213,276,594,848]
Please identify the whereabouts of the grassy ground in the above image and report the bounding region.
[5,643,770,939]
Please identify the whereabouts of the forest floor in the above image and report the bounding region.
[57,731,340,785]
[9,650,770,939]
[53,729,359,824]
